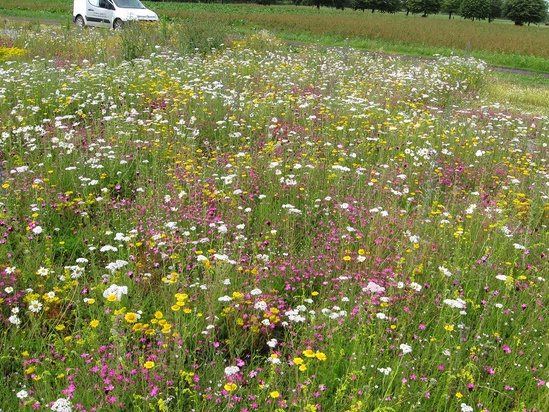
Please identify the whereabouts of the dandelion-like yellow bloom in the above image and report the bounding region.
[224,383,237,392]
[154,311,163,319]
[315,352,327,361]
[270,391,280,398]
[124,312,138,323]
[89,320,99,328]
[303,349,316,358]
[106,294,117,302]
[144,361,155,369]
[292,357,304,365]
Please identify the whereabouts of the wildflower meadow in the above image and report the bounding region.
[1,22,549,412]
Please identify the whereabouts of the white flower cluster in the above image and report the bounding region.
[51,397,72,412]
[103,284,128,301]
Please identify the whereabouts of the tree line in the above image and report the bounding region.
[149,0,549,26]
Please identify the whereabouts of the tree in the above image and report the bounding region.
[409,0,442,16]
[487,0,503,22]
[442,0,462,18]
[460,0,489,20]
[351,0,401,12]
[503,0,548,25]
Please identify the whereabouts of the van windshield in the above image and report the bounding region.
[112,0,146,8]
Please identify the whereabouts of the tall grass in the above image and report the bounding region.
[1,21,549,412]
[1,1,549,71]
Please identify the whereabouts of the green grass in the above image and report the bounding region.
[1,1,549,72]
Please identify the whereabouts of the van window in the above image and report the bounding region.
[89,0,99,6]
[99,0,114,9]
[113,0,146,9]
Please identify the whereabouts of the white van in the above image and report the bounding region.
[73,0,159,30]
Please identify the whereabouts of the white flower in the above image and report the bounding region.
[4,286,14,293]
[400,343,413,354]
[408,234,420,244]
[36,267,50,277]
[439,266,452,277]
[267,356,281,365]
[363,281,385,294]
[218,295,232,302]
[102,284,128,301]
[443,298,467,309]
[409,282,422,292]
[32,226,43,235]
[28,300,43,313]
[224,366,240,376]
[250,288,262,296]
[105,259,128,274]
[496,275,508,281]
[266,338,278,348]
[8,315,20,326]
[254,301,268,311]
[460,403,474,412]
[51,397,72,412]
[377,367,392,375]
[16,389,29,399]
[376,313,387,320]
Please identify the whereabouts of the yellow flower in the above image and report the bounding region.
[455,392,463,399]
[171,304,180,311]
[444,324,455,332]
[89,320,99,328]
[303,349,316,358]
[292,357,304,365]
[144,361,155,369]
[315,352,327,361]
[270,391,280,398]
[343,255,351,261]
[154,311,163,319]
[55,324,65,331]
[224,383,237,392]
[106,294,117,302]
[299,364,307,372]
[124,312,138,323]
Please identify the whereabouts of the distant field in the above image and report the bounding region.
[1,1,549,71]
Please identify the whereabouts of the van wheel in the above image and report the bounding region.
[75,15,85,28]
[113,19,124,30]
